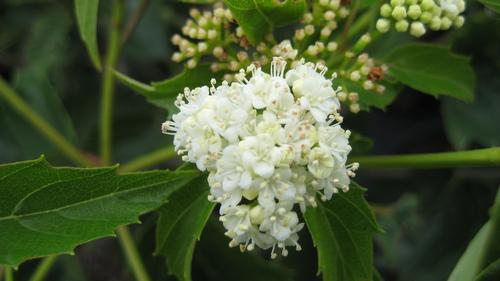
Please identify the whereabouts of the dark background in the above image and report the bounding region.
[0,0,499,280]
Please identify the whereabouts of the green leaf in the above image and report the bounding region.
[475,259,500,281]
[196,217,294,281]
[0,7,78,159]
[478,0,500,13]
[115,64,225,115]
[448,188,500,281]
[0,157,197,267]
[442,69,500,150]
[383,44,476,102]
[224,0,307,44]
[448,223,492,281]
[342,80,400,111]
[480,187,500,270]
[155,175,215,281]
[303,182,382,281]
[74,0,101,70]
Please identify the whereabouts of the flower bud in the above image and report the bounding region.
[207,30,217,40]
[250,205,266,225]
[327,42,338,51]
[330,0,340,10]
[303,13,313,24]
[395,20,409,32]
[380,4,392,17]
[429,17,441,30]
[349,103,360,114]
[454,16,465,28]
[392,6,407,21]
[171,52,183,62]
[305,25,315,35]
[419,11,433,23]
[441,17,452,29]
[350,71,361,81]
[408,5,422,19]
[187,58,197,69]
[321,27,332,38]
[410,22,426,37]
[420,0,435,11]
[363,80,374,90]
[390,0,405,6]
[376,19,391,33]
[324,11,335,21]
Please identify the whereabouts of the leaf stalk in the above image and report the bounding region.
[116,226,152,281]
[351,147,500,169]
[0,77,93,167]
[28,256,57,281]
[100,0,125,166]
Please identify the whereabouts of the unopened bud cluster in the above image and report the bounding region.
[294,0,349,53]
[376,0,466,37]
[171,4,238,69]
[170,1,389,114]
[338,52,388,113]
[162,58,358,258]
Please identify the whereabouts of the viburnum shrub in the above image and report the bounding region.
[0,0,499,281]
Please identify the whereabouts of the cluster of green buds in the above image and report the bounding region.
[170,0,391,113]
[294,0,350,54]
[338,51,388,113]
[171,4,236,69]
[376,0,465,37]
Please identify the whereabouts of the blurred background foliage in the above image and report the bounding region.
[0,0,499,281]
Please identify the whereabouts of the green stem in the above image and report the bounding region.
[0,77,93,167]
[120,147,177,173]
[5,268,13,281]
[100,0,124,166]
[116,226,151,281]
[351,147,500,169]
[28,256,57,281]
[346,10,371,41]
[99,3,152,281]
[121,0,150,46]
[338,1,360,52]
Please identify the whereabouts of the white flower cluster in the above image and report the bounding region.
[376,0,466,37]
[162,58,358,258]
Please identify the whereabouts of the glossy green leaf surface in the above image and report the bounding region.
[74,0,101,70]
[224,0,307,44]
[383,44,475,102]
[448,188,500,281]
[304,182,382,281]
[0,157,197,267]
[478,0,500,13]
[155,176,215,281]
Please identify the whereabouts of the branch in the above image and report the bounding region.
[0,77,93,167]
[351,147,500,169]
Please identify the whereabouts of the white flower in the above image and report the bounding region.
[239,135,282,178]
[271,40,298,60]
[259,208,304,258]
[215,145,252,192]
[162,57,357,258]
[439,0,465,17]
[286,62,340,123]
[308,147,335,179]
[317,124,352,163]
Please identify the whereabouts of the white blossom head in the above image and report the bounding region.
[162,57,358,258]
